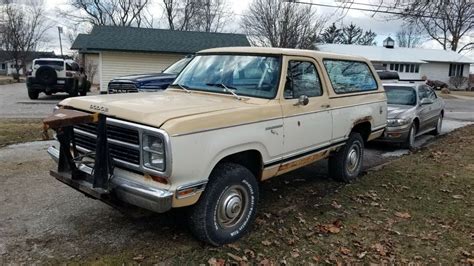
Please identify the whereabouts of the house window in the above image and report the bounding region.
[449,64,464,77]
[390,63,420,73]
[1,63,5,70]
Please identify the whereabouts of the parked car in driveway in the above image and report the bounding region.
[380,83,445,149]
[107,56,193,94]
[26,58,90,99]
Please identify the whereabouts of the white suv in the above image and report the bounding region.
[26,58,90,99]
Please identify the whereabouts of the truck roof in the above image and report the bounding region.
[199,46,370,62]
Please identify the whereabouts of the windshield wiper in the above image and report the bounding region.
[206,83,241,100]
[170,83,191,93]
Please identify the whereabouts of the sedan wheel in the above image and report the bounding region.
[404,124,416,149]
[431,114,443,136]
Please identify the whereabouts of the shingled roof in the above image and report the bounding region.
[0,50,55,62]
[71,26,250,54]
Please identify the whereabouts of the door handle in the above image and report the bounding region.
[321,104,330,109]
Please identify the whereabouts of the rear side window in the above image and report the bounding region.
[66,62,79,71]
[323,59,378,94]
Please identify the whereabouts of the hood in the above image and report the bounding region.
[387,104,416,119]
[111,73,176,83]
[59,90,256,128]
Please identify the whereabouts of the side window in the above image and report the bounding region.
[427,87,437,100]
[285,61,322,99]
[323,59,377,94]
[418,86,428,100]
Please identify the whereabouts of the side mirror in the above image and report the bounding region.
[295,95,309,106]
[420,98,433,105]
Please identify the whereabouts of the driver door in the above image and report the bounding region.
[281,57,332,156]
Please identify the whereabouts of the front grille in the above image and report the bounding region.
[73,121,141,168]
[108,82,138,94]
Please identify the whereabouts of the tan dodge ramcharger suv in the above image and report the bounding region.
[44,47,387,245]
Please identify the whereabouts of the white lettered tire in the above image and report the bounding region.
[187,162,259,246]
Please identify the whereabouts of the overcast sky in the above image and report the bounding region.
[42,0,473,61]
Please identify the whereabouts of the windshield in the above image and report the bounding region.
[163,57,192,74]
[384,86,417,105]
[172,54,281,99]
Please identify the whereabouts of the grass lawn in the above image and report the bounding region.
[0,118,46,147]
[78,125,474,265]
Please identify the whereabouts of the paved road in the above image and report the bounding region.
[0,83,99,118]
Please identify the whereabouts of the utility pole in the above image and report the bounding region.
[58,26,63,58]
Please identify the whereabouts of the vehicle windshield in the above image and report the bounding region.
[172,54,281,99]
[384,86,417,105]
[163,57,192,74]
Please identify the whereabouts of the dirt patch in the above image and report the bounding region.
[0,118,47,147]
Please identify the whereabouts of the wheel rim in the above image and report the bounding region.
[437,116,442,132]
[217,185,249,228]
[346,142,361,174]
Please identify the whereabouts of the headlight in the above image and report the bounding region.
[387,118,409,127]
[142,134,165,171]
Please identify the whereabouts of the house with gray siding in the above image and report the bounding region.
[317,38,472,89]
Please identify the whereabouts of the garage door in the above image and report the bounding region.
[100,51,184,92]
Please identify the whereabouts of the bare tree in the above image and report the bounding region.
[379,0,473,53]
[449,76,469,90]
[241,0,326,49]
[66,0,152,27]
[161,0,228,32]
[396,24,422,48]
[0,0,51,79]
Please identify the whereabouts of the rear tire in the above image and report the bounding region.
[329,132,364,183]
[187,163,259,246]
[27,88,39,100]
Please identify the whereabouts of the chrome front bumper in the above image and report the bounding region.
[47,146,173,213]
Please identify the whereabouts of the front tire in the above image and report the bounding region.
[329,132,364,183]
[403,123,416,149]
[431,114,443,135]
[187,163,259,246]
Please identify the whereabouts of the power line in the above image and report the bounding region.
[285,0,474,23]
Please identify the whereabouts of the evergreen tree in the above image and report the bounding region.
[320,23,342,44]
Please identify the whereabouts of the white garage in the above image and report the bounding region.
[72,26,250,93]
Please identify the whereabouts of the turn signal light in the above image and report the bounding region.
[144,173,168,184]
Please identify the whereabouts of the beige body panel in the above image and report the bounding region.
[58,47,387,208]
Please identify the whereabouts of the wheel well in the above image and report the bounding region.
[351,122,371,142]
[413,117,420,132]
[218,150,263,180]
